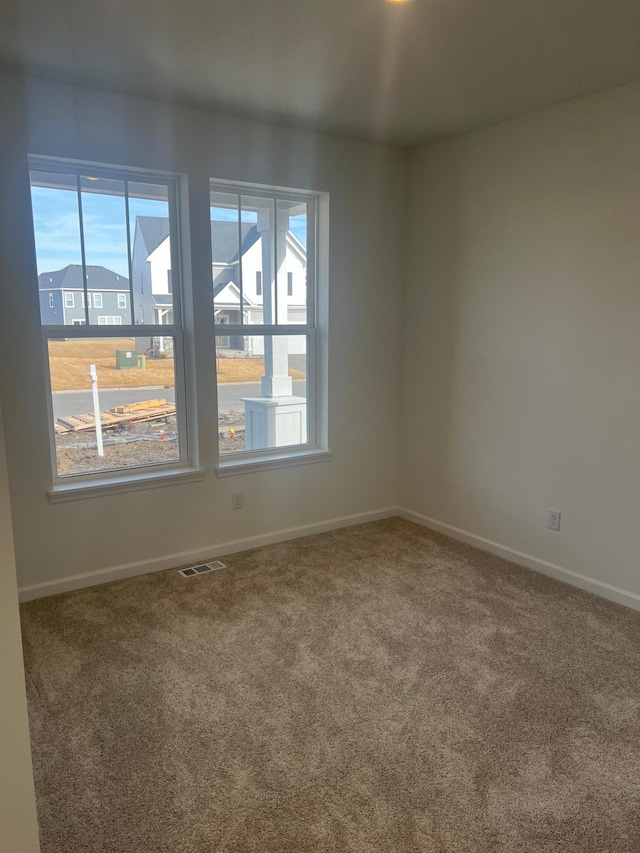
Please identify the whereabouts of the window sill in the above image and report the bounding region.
[48,466,205,504]
[215,448,332,478]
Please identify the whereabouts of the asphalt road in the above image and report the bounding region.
[52,381,306,419]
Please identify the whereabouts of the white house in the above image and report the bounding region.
[132,216,307,353]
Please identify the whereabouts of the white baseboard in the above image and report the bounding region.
[19,505,640,612]
[398,508,640,612]
[18,507,397,602]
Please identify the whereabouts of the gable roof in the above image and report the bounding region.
[213,280,256,307]
[136,216,260,264]
[38,265,129,291]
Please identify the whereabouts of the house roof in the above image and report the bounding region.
[136,216,260,264]
[38,265,129,291]
[213,280,256,307]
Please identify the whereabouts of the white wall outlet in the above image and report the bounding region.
[548,509,561,531]
[231,491,244,510]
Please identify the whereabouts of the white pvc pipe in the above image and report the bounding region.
[89,364,104,457]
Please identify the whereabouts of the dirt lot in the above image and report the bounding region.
[49,339,305,392]
[55,413,246,475]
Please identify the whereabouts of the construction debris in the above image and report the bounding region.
[55,400,175,434]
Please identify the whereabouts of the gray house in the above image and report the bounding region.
[38,265,131,325]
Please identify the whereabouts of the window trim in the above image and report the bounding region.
[30,156,193,494]
[117,293,127,309]
[93,292,103,308]
[64,291,74,308]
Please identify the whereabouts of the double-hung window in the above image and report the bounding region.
[210,183,322,469]
[29,160,189,493]
[28,160,328,496]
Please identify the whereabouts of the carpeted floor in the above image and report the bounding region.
[20,518,640,852]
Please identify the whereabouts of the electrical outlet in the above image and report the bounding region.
[548,509,561,531]
[232,491,244,510]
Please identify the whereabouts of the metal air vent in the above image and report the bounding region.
[179,561,227,578]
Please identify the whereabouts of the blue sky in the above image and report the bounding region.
[31,186,307,278]
[31,187,167,277]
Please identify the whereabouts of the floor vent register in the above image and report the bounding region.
[179,561,227,578]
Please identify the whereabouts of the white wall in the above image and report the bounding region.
[0,399,41,852]
[0,73,404,595]
[401,81,640,605]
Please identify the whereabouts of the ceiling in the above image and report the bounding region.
[2,0,640,146]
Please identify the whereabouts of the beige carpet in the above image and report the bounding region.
[20,518,640,852]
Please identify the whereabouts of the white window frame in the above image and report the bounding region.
[93,293,103,308]
[117,293,127,309]
[64,292,74,308]
[29,156,200,501]
[48,293,54,308]
[98,316,123,325]
[211,181,329,476]
[81,292,92,308]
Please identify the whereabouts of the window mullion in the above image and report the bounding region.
[75,174,90,325]
[124,179,135,325]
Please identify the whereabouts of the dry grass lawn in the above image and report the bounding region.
[48,339,305,392]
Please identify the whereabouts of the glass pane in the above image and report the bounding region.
[48,337,179,476]
[30,171,175,328]
[210,191,244,326]
[79,176,130,325]
[30,170,83,325]
[216,334,308,455]
[129,181,173,326]
[276,198,308,324]
[240,195,272,327]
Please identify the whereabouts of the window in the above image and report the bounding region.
[48,293,54,308]
[287,272,293,297]
[211,183,322,467]
[29,159,189,492]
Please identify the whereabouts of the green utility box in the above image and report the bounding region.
[115,349,138,370]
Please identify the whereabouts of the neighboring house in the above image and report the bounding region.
[38,265,131,326]
[132,216,307,352]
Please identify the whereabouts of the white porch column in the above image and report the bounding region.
[258,208,292,397]
[243,206,306,450]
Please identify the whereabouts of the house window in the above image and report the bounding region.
[287,272,293,297]
[48,293,54,308]
[117,293,127,309]
[210,182,324,469]
[29,159,189,490]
